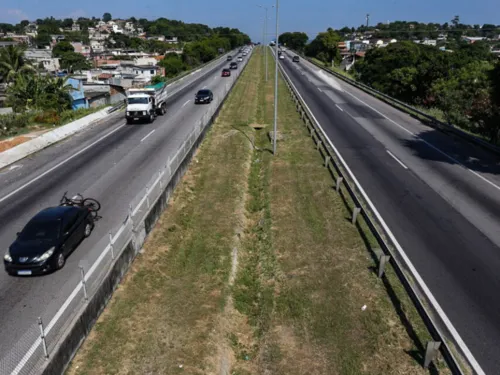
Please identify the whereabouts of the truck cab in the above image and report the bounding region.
[125,83,168,124]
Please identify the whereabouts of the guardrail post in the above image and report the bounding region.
[324,155,330,167]
[159,170,163,189]
[378,254,391,278]
[109,231,115,260]
[351,207,361,224]
[317,140,322,150]
[424,341,441,368]
[128,204,134,226]
[335,177,343,192]
[146,185,150,209]
[310,128,315,138]
[79,265,88,301]
[38,317,49,359]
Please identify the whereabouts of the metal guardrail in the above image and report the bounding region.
[276,52,485,375]
[0,49,252,375]
[107,101,125,114]
[293,50,500,156]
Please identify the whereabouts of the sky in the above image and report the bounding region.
[0,0,499,42]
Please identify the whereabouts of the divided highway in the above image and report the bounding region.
[280,51,500,373]
[0,50,247,359]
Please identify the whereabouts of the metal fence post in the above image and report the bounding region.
[424,341,441,368]
[159,170,163,189]
[38,317,49,359]
[146,185,150,209]
[324,155,330,167]
[109,231,115,260]
[335,177,343,192]
[378,254,391,278]
[351,207,361,224]
[317,140,322,150]
[79,266,88,301]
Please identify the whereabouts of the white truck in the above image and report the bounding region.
[125,82,168,124]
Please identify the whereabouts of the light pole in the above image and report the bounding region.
[257,5,270,81]
[273,0,279,155]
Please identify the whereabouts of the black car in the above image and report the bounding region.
[229,62,238,70]
[292,55,300,62]
[4,206,94,276]
[195,89,213,104]
[227,55,233,61]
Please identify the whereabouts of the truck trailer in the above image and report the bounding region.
[125,82,168,124]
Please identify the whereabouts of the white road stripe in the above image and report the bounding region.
[335,104,343,112]
[386,150,408,169]
[140,129,155,142]
[0,123,126,204]
[202,86,207,89]
[182,99,191,108]
[342,89,500,192]
[317,87,323,92]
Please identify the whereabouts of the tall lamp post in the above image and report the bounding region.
[272,0,279,155]
[257,5,270,81]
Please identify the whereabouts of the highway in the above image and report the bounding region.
[280,50,500,374]
[0,50,247,360]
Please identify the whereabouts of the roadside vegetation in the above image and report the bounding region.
[66,48,447,375]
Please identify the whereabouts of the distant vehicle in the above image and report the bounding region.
[279,54,285,60]
[4,205,96,275]
[229,62,238,70]
[242,52,247,56]
[195,89,213,104]
[126,83,168,124]
[237,57,243,62]
[292,55,300,62]
[227,55,233,61]
[222,68,231,77]
[278,50,282,55]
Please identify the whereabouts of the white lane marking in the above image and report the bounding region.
[182,99,191,108]
[213,75,217,79]
[317,87,323,92]
[140,129,156,142]
[0,123,126,204]
[386,150,408,170]
[279,63,486,375]
[335,104,343,112]
[342,90,500,192]
[202,86,207,89]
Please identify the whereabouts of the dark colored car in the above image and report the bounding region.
[292,55,300,62]
[227,55,233,61]
[4,206,94,276]
[229,62,238,70]
[195,89,213,104]
[222,68,231,77]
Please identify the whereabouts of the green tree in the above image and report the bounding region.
[52,41,74,58]
[103,13,112,23]
[61,18,73,29]
[35,32,52,48]
[59,52,90,72]
[159,54,185,77]
[305,28,342,65]
[0,44,35,83]
[278,32,309,52]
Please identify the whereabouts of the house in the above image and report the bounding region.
[148,35,165,42]
[369,38,397,48]
[71,42,91,56]
[462,36,486,44]
[112,24,124,34]
[125,65,162,83]
[67,78,88,109]
[422,39,437,46]
[134,57,158,66]
[165,36,178,44]
[72,23,81,32]
[125,22,135,31]
[24,49,60,72]
[90,40,105,53]
[349,40,369,52]
[0,41,18,48]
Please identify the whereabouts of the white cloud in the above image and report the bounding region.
[0,8,29,22]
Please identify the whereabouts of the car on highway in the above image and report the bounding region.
[279,54,285,60]
[221,68,231,77]
[292,55,300,62]
[4,206,95,276]
[229,62,238,70]
[195,89,213,104]
[227,55,233,61]
[237,56,243,62]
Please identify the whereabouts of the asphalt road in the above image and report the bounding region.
[0,50,249,358]
[280,51,500,374]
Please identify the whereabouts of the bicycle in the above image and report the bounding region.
[60,191,102,220]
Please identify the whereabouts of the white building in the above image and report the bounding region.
[112,24,124,34]
[24,49,60,72]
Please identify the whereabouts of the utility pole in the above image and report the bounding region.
[273,0,279,155]
[258,5,270,81]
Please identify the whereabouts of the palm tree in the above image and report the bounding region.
[0,44,36,83]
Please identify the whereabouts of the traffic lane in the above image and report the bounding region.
[281,59,500,373]
[0,58,248,353]
[0,55,234,199]
[289,58,500,249]
[294,53,500,185]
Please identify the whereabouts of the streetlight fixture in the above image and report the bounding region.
[273,0,279,155]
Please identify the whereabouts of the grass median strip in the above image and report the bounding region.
[68,48,449,375]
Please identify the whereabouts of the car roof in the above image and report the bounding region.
[223,68,230,71]
[197,89,211,93]
[32,206,81,221]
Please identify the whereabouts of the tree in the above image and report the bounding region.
[0,45,35,83]
[305,28,342,65]
[278,32,308,52]
[103,13,112,23]
[61,18,73,29]
[159,54,185,77]
[35,32,52,48]
[52,41,74,58]
[59,52,90,72]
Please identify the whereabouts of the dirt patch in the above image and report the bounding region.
[0,136,31,152]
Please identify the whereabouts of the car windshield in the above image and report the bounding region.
[197,90,210,96]
[128,97,148,105]
[20,220,61,241]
